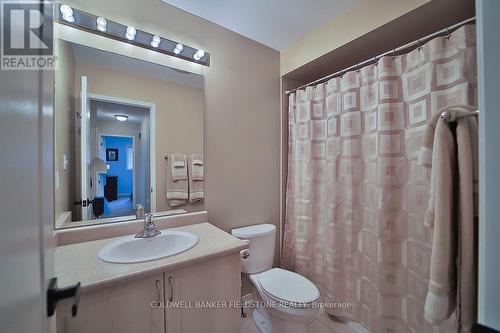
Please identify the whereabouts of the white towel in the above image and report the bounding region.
[169,199,186,207]
[188,155,204,203]
[190,154,204,181]
[170,154,187,181]
[419,105,478,332]
[166,156,188,206]
[421,117,457,324]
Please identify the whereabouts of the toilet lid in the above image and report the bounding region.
[258,268,320,304]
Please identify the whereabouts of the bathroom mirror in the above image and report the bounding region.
[54,39,205,229]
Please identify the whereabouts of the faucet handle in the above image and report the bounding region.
[136,213,160,238]
[145,213,154,224]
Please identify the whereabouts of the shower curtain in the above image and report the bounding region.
[282,25,477,333]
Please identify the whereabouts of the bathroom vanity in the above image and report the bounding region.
[55,223,247,333]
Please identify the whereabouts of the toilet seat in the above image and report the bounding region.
[255,268,320,308]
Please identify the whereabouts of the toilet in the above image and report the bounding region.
[232,224,322,333]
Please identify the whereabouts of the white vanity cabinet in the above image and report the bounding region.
[57,273,165,333]
[57,254,241,333]
[164,254,241,333]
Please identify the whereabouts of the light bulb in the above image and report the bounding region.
[96,17,107,32]
[193,49,205,61]
[114,115,128,122]
[59,4,74,23]
[173,43,184,55]
[125,26,136,41]
[150,35,161,48]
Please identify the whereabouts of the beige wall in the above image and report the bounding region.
[54,39,76,219]
[62,0,281,264]
[75,62,205,214]
[280,0,429,75]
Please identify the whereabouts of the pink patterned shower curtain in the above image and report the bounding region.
[282,25,476,333]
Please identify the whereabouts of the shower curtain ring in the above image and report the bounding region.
[392,48,396,61]
[417,39,422,51]
[446,27,451,39]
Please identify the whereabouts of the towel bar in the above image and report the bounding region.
[440,109,479,123]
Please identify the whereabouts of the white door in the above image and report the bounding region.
[80,76,91,219]
[476,0,500,330]
[0,2,55,332]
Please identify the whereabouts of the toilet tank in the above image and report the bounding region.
[231,224,275,274]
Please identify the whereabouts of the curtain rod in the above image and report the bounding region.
[285,16,476,95]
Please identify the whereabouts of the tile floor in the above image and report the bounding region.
[241,309,368,333]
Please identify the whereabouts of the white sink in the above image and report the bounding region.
[98,230,199,263]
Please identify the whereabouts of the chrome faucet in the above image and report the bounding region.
[135,203,145,219]
[135,213,161,238]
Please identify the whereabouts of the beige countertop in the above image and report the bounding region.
[55,222,248,293]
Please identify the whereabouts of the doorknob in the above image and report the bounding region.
[73,198,95,207]
[73,199,88,207]
[47,277,81,317]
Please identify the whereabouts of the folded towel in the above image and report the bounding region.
[418,105,477,229]
[455,115,478,333]
[418,111,442,228]
[188,155,204,203]
[418,105,476,168]
[166,157,188,205]
[170,154,187,181]
[422,115,457,325]
[419,105,478,331]
[190,154,204,181]
[169,199,186,207]
[418,112,441,168]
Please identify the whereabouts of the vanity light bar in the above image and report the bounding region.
[54,3,210,66]
[173,43,184,55]
[59,4,74,22]
[96,17,107,32]
[125,26,136,41]
[150,35,161,48]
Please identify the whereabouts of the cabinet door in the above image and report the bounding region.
[165,254,241,333]
[57,274,164,333]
